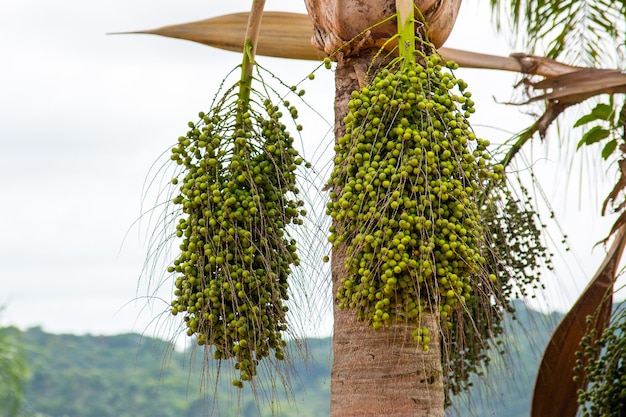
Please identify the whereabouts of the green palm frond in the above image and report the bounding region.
[488,0,625,66]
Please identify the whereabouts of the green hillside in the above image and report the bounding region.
[9,303,560,417]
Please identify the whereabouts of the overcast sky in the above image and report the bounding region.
[1,0,619,344]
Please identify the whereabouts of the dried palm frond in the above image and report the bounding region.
[531,225,626,417]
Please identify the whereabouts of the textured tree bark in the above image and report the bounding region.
[332,306,444,417]
[329,52,445,417]
[306,2,456,415]
[305,0,461,56]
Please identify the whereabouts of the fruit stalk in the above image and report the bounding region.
[237,0,266,129]
[396,0,415,65]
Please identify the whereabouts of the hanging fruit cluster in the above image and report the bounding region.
[167,80,307,386]
[443,180,551,398]
[326,53,499,349]
[322,1,554,398]
[576,305,626,416]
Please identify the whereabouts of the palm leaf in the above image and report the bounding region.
[114,11,604,81]
[500,68,626,165]
[114,12,326,61]
[488,0,625,66]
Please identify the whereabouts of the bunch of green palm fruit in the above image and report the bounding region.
[168,82,307,386]
[326,54,498,349]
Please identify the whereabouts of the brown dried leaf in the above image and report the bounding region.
[304,0,462,56]
[602,159,626,216]
[505,67,626,143]
[115,12,326,61]
[115,11,624,89]
[531,226,626,417]
[510,53,583,78]
[524,70,626,105]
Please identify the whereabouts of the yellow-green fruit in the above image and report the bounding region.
[167,94,308,385]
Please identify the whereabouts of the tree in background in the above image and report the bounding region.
[127,0,626,416]
[0,317,27,417]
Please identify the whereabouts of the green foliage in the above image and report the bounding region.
[0,326,27,417]
[12,303,558,417]
[488,0,626,66]
[17,327,330,417]
[577,303,626,416]
[575,97,626,160]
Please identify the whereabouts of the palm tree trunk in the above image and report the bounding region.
[307,1,460,414]
[330,53,445,417]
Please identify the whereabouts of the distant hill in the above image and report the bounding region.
[11,302,561,417]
